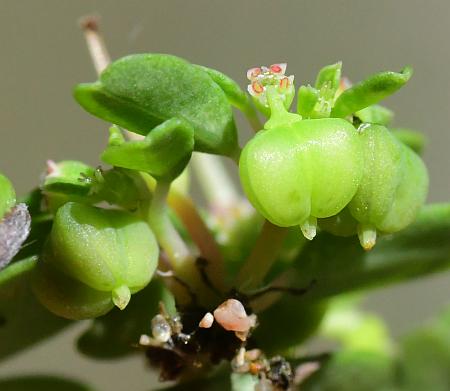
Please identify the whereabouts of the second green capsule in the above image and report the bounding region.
[349,124,428,249]
[33,202,159,320]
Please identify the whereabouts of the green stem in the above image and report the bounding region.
[236,220,288,291]
[146,181,191,271]
[146,181,221,306]
[264,86,300,130]
[167,190,226,292]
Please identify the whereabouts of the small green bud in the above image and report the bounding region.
[33,202,158,319]
[42,160,150,212]
[348,124,428,249]
[0,173,16,219]
[41,160,96,212]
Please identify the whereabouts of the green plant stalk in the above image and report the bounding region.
[146,181,219,306]
[146,182,190,269]
[167,190,226,292]
[236,220,288,290]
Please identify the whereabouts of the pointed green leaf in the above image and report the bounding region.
[315,62,342,97]
[101,118,194,181]
[297,85,320,117]
[42,161,95,198]
[195,65,249,111]
[290,203,450,300]
[74,54,238,157]
[331,67,412,118]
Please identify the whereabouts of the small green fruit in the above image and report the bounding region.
[33,202,158,319]
[240,114,362,240]
[348,124,428,249]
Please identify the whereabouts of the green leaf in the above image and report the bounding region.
[74,54,238,157]
[42,161,95,198]
[0,257,71,362]
[195,65,249,111]
[101,118,194,181]
[297,85,319,117]
[391,128,426,155]
[331,67,412,118]
[315,62,342,99]
[77,279,175,359]
[290,203,450,300]
[0,375,94,391]
[297,62,341,120]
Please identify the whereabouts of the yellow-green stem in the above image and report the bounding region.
[236,220,288,291]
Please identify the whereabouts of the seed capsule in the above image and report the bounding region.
[33,202,158,319]
[240,115,362,239]
[348,124,428,249]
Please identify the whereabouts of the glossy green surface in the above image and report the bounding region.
[331,67,412,118]
[101,118,194,181]
[74,54,238,157]
[34,202,158,318]
[348,124,428,246]
[240,118,362,228]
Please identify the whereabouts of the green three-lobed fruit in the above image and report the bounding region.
[240,115,362,239]
[33,202,159,320]
[240,119,428,248]
[348,124,428,249]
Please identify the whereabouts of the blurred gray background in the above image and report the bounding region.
[0,0,449,390]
